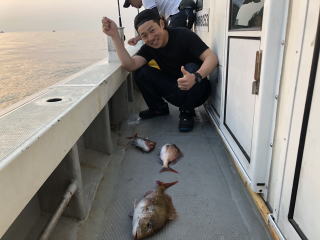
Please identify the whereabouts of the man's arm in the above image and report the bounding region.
[102,17,146,71]
[142,0,157,9]
[196,49,218,79]
[177,49,218,90]
[143,1,163,18]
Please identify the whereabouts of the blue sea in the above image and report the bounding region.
[0,31,107,111]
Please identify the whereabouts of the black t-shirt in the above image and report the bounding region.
[136,27,209,79]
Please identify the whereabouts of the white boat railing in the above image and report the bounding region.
[0,44,138,238]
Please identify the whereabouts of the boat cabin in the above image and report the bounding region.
[0,0,319,239]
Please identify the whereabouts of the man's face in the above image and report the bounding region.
[137,20,168,48]
[130,0,143,8]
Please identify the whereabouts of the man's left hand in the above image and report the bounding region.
[177,66,196,90]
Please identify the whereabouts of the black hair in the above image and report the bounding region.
[134,9,162,30]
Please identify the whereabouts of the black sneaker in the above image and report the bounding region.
[179,110,195,132]
[139,105,169,119]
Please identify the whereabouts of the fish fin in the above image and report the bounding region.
[159,167,178,174]
[146,141,156,151]
[130,199,138,218]
[172,144,183,158]
[170,157,181,165]
[165,144,170,152]
[168,208,177,220]
[166,195,178,220]
[156,180,178,190]
[144,190,153,197]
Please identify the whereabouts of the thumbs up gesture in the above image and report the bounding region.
[177,66,197,91]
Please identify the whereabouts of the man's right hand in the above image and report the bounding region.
[102,17,119,39]
[128,36,141,46]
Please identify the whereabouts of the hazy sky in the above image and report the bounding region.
[0,0,138,36]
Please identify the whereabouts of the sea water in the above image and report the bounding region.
[0,31,107,111]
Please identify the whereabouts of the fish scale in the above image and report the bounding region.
[132,181,178,240]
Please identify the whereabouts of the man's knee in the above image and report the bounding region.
[133,65,159,82]
[133,65,152,84]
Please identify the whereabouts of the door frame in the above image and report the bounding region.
[210,0,289,195]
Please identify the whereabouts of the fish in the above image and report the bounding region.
[132,181,178,240]
[127,133,156,153]
[159,144,183,173]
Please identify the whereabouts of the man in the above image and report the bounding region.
[102,9,218,132]
[124,0,196,28]
[124,0,197,46]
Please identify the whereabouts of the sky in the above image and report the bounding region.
[0,0,138,36]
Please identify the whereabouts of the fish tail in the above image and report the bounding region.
[156,180,178,190]
[159,167,179,174]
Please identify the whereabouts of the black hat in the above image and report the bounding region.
[123,0,131,8]
[134,9,161,30]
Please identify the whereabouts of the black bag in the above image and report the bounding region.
[195,0,203,11]
[179,0,203,11]
[179,0,195,10]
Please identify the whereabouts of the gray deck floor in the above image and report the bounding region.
[77,105,272,240]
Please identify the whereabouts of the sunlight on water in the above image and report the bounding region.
[0,31,107,111]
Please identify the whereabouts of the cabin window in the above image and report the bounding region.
[229,0,264,30]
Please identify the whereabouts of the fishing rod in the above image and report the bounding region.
[117,0,123,27]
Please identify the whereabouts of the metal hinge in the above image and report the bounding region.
[252,50,262,95]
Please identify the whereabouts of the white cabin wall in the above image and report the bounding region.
[195,0,228,117]
[209,0,228,118]
[199,0,228,66]
[266,0,297,214]
[197,0,228,67]
[267,0,317,217]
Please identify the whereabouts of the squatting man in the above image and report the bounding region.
[123,0,198,46]
[102,9,218,132]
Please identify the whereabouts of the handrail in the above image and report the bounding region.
[0,44,138,238]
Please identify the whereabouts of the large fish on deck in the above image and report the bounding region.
[159,144,183,173]
[127,134,156,153]
[132,181,178,240]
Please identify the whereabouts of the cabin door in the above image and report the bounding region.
[207,0,287,193]
[222,36,260,174]
[221,0,264,186]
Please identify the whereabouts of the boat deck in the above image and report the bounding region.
[74,104,272,240]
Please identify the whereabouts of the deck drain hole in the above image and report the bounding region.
[46,98,62,102]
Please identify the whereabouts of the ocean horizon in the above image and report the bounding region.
[0,31,108,112]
